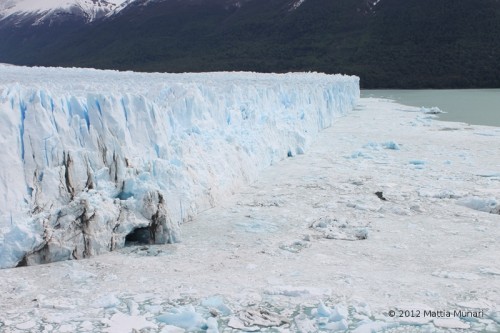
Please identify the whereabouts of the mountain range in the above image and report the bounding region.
[1,0,499,88]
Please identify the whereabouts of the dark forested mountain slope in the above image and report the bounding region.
[0,0,499,88]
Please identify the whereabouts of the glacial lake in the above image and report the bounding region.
[361,89,500,127]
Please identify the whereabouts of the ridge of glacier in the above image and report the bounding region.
[0,65,359,269]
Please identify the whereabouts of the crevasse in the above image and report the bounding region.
[0,65,359,268]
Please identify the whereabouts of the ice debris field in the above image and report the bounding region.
[0,65,499,333]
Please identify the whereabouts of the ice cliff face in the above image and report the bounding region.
[0,65,359,268]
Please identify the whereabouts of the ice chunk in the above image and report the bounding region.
[457,196,500,214]
[206,317,219,333]
[15,321,36,330]
[294,315,317,333]
[420,106,445,114]
[161,326,186,333]
[237,307,289,327]
[156,305,207,331]
[201,296,232,316]
[227,317,259,331]
[352,320,398,333]
[317,301,333,317]
[382,141,400,150]
[479,267,500,276]
[310,217,369,241]
[103,312,156,333]
[362,141,400,151]
[363,142,382,150]
[315,301,349,331]
[327,320,348,331]
[349,151,374,159]
[93,294,121,308]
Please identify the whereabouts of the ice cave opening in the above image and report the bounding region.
[125,227,152,246]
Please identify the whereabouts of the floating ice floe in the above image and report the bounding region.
[103,312,157,333]
[201,296,232,316]
[313,301,349,331]
[156,305,207,331]
[420,106,445,114]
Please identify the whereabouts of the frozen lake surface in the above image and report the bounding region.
[0,98,499,333]
[362,89,500,127]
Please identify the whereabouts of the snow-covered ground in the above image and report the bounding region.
[0,97,499,332]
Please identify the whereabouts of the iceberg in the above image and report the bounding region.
[0,65,359,268]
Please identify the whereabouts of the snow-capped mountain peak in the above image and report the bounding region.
[0,0,129,23]
[290,0,307,10]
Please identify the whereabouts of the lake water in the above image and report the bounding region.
[361,89,500,127]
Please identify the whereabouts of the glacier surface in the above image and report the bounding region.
[0,65,359,268]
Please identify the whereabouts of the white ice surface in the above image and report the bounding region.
[0,65,359,268]
[0,97,498,332]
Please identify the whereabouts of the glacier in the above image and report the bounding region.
[0,65,359,269]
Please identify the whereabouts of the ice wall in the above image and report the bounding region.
[0,65,359,268]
